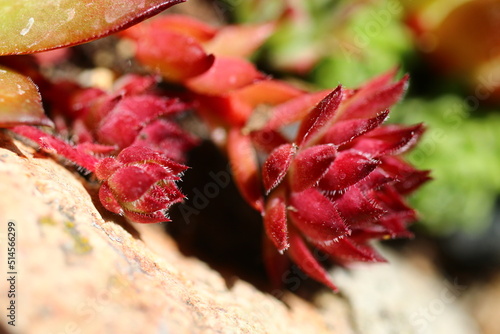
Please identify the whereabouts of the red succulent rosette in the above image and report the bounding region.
[228,71,430,290]
[95,146,187,224]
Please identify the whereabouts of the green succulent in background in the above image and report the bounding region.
[223,0,413,87]
[392,96,500,234]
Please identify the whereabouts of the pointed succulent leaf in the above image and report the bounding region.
[131,183,184,213]
[334,185,385,227]
[263,188,289,252]
[287,227,338,292]
[97,95,187,148]
[380,156,432,194]
[117,145,187,175]
[290,144,337,192]
[0,66,53,127]
[108,165,157,202]
[11,125,100,171]
[262,236,290,288]
[133,119,199,163]
[123,210,171,224]
[196,79,304,127]
[288,188,349,242]
[337,75,408,122]
[0,0,184,55]
[318,151,380,192]
[313,237,386,266]
[262,143,296,194]
[295,86,343,147]
[95,157,122,180]
[185,57,265,95]
[227,128,264,213]
[204,22,275,58]
[264,90,331,130]
[349,124,425,157]
[99,183,124,214]
[323,110,390,146]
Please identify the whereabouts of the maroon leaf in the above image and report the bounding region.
[97,95,188,148]
[287,227,338,292]
[262,143,296,194]
[0,0,184,55]
[116,145,187,175]
[290,144,337,192]
[108,165,157,202]
[99,183,123,214]
[133,183,184,213]
[312,237,386,266]
[323,110,389,146]
[262,236,290,288]
[11,125,100,171]
[123,210,171,224]
[318,151,380,192]
[264,90,331,130]
[289,188,349,242]
[295,86,343,147]
[334,185,386,227]
[337,75,408,122]
[349,124,425,156]
[380,156,432,194]
[263,188,289,252]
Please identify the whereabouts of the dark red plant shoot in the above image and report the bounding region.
[0,3,430,291]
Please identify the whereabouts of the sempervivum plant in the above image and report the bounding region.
[227,71,430,290]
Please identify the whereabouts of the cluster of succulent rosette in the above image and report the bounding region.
[0,1,429,290]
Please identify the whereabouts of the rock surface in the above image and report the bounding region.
[0,135,479,333]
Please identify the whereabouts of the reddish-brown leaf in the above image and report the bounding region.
[337,74,408,122]
[290,144,337,192]
[264,90,331,130]
[262,143,296,194]
[288,188,349,242]
[323,110,390,146]
[312,237,386,266]
[295,86,343,147]
[287,227,338,291]
[349,124,425,157]
[318,151,379,192]
[263,188,289,252]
